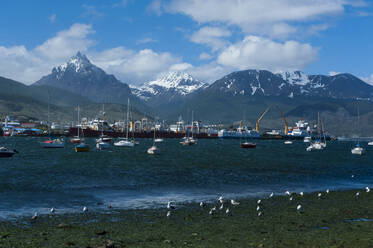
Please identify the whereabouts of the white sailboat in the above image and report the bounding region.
[351,106,365,155]
[74,106,89,152]
[40,92,65,148]
[147,126,160,155]
[114,99,134,147]
[306,113,325,152]
[71,105,83,144]
[180,110,197,146]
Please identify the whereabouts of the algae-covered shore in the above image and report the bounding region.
[1,189,373,248]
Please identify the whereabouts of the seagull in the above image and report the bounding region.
[289,197,293,201]
[326,189,330,194]
[269,192,274,198]
[258,211,262,217]
[256,206,260,211]
[219,204,224,210]
[317,193,322,198]
[297,205,302,211]
[83,206,88,212]
[299,192,304,196]
[211,206,216,211]
[225,208,230,214]
[166,211,171,218]
[366,187,370,193]
[351,175,355,178]
[218,196,224,203]
[209,207,216,215]
[356,192,360,197]
[231,199,240,206]
[257,199,261,204]
[167,202,176,210]
[31,212,38,220]
[285,191,290,196]
[200,201,205,207]
[50,207,55,214]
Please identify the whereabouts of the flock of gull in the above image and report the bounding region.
[165,185,371,219]
[29,183,371,221]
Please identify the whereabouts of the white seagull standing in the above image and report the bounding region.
[231,199,240,206]
[258,211,262,217]
[83,206,88,212]
[50,207,55,214]
[356,192,360,197]
[256,206,260,211]
[269,192,274,198]
[366,187,370,193]
[317,193,322,198]
[285,191,290,196]
[299,192,304,196]
[257,199,261,205]
[289,197,293,201]
[166,211,171,218]
[200,202,205,207]
[297,205,302,211]
[226,208,230,215]
[167,201,176,210]
[326,189,330,194]
[218,196,224,204]
[31,212,38,220]
[219,204,224,210]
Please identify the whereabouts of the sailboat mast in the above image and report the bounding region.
[47,91,50,136]
[191,110,194,139]
[126,98,130,139]
[77,105,80,138]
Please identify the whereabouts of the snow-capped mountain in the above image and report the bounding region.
[34,52,144,108]
[131,71,208,101]
[207,69,373,99]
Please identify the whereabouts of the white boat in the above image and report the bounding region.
[0,147,17,157]
[96,141,110,150]
[40,138,65,148]
[284,140,293,145]
[147,126,160,155]
[368,141,373,146]
[114,138,134,147]
[306,113,326,152]
[303,136,311,143]
[154,138,164,143]
[351,143,365,155]
[351,107,365,155]
[147,145,160,155]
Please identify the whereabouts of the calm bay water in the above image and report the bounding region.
[0,137,372,219]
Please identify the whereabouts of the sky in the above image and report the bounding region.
[0,0,373,86]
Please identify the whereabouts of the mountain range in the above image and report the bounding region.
[1,51,373,135]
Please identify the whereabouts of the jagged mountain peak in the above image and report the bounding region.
[131,71,207,101]
[53,52,97,75]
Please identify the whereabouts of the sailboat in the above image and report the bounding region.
[154,118,163,143]
[74,106,89,152]
[71,106,83,144]
[351,106,365,155]
[239,121,256,148]
[147,127,160,154]
[180,111,197,146]
[40,92,65,148]
[306,112,325,152]
[114,99,135,147]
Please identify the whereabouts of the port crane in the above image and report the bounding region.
[255,106,289,135]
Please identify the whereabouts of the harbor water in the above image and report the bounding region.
[0,137,372,220]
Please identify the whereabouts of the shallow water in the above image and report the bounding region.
[0,137,372,219]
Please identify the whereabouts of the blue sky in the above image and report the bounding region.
[0,0,373,85]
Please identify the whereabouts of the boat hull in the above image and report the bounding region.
[0,151,15,157]
[240,143,256,148]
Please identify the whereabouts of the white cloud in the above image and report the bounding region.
[146,0,163,16]
[217,36,318,71]
[166,0,358,37]
[169,63,193,71]
[49,14,56,23]
[361,74,373,86]
[136,38,158,45]
[199,52,212,60]
[190,26,231,51]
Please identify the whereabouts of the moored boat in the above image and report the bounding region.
[0,147,17,157]
[114,138,134,147]
[284,140,293,145]
[75,143,90,152]
[351,142,365,155]
[368,141,373,146]
[96,141,110,150]
[40,139,65,148]
[240,142,256,149]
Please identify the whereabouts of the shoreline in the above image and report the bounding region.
[2,188,373,247]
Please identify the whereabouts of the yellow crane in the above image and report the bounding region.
[275,106,289,135]
[256,106,271,132]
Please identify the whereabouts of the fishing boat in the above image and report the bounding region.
[0,147,17,157]
[351,106,365,155]
[147,127,160,154]
[368,141,373,146]
[114,99,135,147]
[240,142,256,149]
